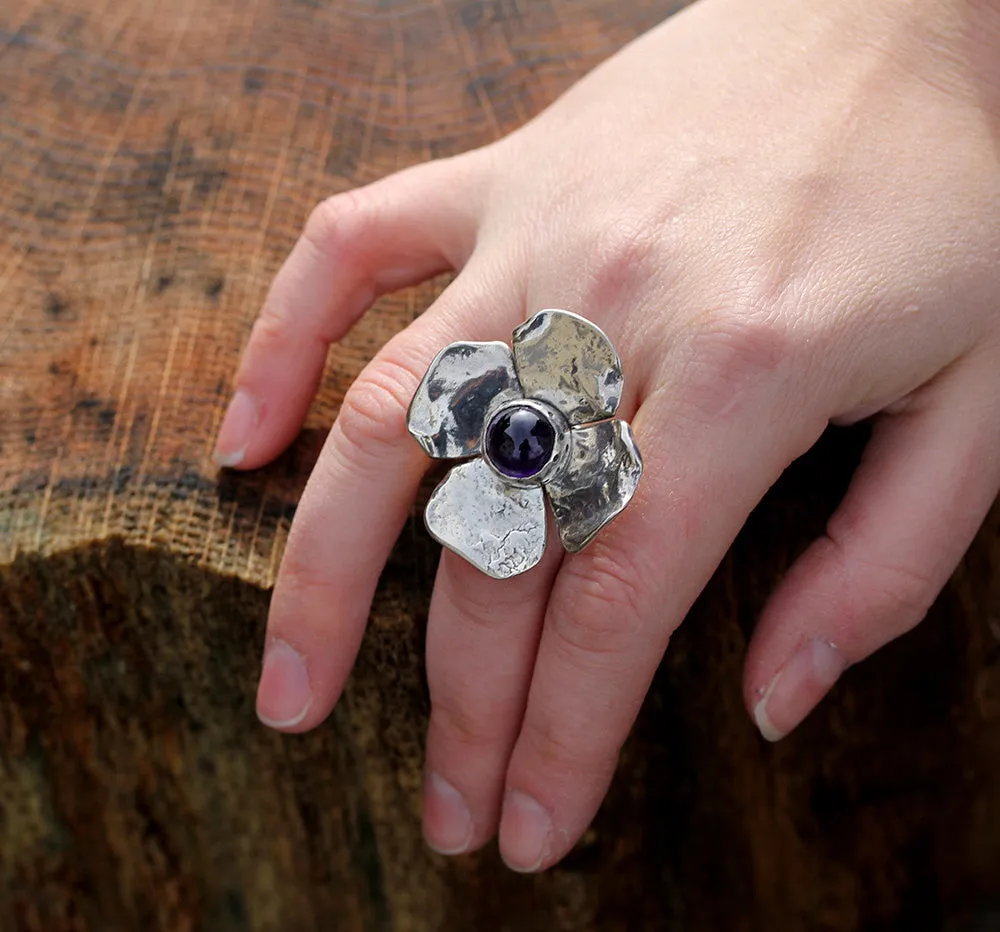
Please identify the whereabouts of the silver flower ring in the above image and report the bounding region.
[406,309,642,579]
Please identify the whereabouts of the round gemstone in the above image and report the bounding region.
[485,405,557,479]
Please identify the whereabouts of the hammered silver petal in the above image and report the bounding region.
[545,419,642,553]
[425,458,547,579]
[407,341,523,459]
[512,309,623,425]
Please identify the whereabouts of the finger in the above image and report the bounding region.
[422,528,563,856]
[744,355,1000,741]
[256,259,524,732]
[213,155,486,470]
[497,324,824,871]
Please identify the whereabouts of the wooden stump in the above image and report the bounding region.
[1,1,999,929]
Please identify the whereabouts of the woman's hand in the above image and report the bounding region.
[213,0,1000,871]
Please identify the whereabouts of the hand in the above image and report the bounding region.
[213,0,1000,871]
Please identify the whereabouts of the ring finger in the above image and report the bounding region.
[498,329,826,871]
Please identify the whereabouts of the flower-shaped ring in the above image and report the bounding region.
[406,309,643,579]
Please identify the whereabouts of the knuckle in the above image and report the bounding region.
[335,353,422,464]
[823,523,937,630]
[278,549,340,596]
[551,542,649,658]
[866,563,937,623]
[448,588,516,632]
[675,308,793,424]
[248,308,298,356]
[431,695,505,755]
[577,218,663,312]
[593,219,661,282]
[519,713,620,781]
[862,559,937,620]
[442,564,541,632]
[302,190,373,262]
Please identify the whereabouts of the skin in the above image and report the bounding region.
[213,0,1000,872]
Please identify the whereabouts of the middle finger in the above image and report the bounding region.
[422,533,563,855]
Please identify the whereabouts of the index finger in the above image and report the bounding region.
[213,157,483,471]
[256,262,525,731]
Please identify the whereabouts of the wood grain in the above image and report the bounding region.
[1,1,999,929]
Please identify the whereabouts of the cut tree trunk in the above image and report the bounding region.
[1,1,999,930]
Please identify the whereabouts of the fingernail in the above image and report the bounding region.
[213,388,259,467]
[423,772,473,855]
[499,789,552,873]
[753,639,847,742]
[257,640,312,729]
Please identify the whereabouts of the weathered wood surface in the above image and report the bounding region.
[1,1,999,929]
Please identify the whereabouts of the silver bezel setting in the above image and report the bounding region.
[480,397,571,490]
[406,308,642,578]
